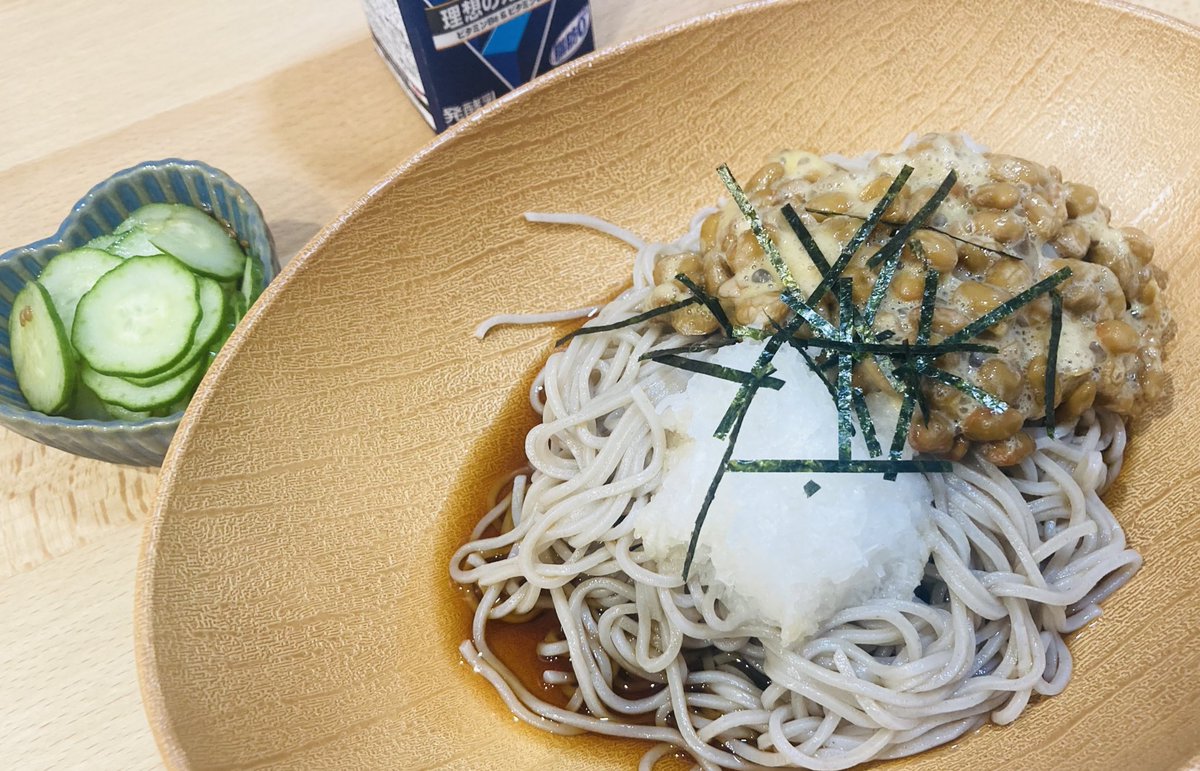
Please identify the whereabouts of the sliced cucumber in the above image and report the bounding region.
[107,227,166,258]
[114,203,177,235]
[123,277,227,386]
[72,255,200,377]
[37,248,123,333]
[149,206,246,280]
[103,402,153,421]
[8,282,77,414]
[65,381,113,421]
[82,356,205,411]
[230,291,248,325]
[85,233,121,252]
[156,392,196,417]
[241,255,265,309]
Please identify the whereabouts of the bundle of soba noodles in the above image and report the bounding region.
[453,133,1170,770]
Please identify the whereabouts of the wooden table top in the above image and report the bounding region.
[2,0,1196,768]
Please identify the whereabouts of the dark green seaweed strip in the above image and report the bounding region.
[781,203,831,277]
[713,344,782,439]
[943,267,1072,345]
[780,291,842,340]
[727,458,952,473]
[835,280,855,462]
[785,339,839,402]
[804,209,1023,263]
[837,353,855,461]
[852,388,883,457]
[909,364,931,429]
[885,270,939,477]
[908,236,931,269]
[682,386,756,580]
[863,248,901,327]
[717,164,798,293]
[925,368,1009,413]
[713,311,807,439]
[801,339,998,356]
[867,170,958,268]
[917,270,939,347]
[640,339,740,360]
[556,297,700,346]
[803,480,821,498]
[674,273,734,338]
[1045,290,1063,436]
[808,166,913,304]
[883,381,918,481]
[650,354,786,390]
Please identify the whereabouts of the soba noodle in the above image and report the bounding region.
[453,212,1142,770]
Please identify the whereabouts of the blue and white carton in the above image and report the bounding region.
[361,0,595,132]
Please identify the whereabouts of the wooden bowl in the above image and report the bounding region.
[136,0,1200,768]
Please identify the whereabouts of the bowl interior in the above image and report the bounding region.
[0,160,276,465]
[139,0,1200,768]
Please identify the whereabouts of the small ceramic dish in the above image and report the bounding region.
[0,159,276,466]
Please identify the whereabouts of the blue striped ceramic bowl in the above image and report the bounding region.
[0,160,277,466]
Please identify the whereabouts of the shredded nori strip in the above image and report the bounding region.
[649,353,786,390]
[682,383,757,579]
[867,170,958,269]
[641,339,740,360]
[800,339,998,357]
[943,267,1072,345]
[803,209,1023,263]
[780,291,843,340]
[717,164,798,293]
[885,270,939,478]
[556,297,700,346]
[674,273,734,338]
[785,338,838,402]
[863,248,901,327]
[835,280,855,461]
[803,480,821,498]
[1045,290,1063,436]
[728,458,952,473]
[808,166,913,304]
[852,387,883,457]
[925,368,1009,413]
[917,270,939,347]
[781,203,831,277]
[712,325,793,440]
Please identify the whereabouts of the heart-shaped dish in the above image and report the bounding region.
[0,159,277,466]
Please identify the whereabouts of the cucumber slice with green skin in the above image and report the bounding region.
[114,203,178,235]
[103,402,153,421]
[230,292,248,325]
[82,356,205,411]
[107,227,166,258]
[65,381,114,421]
[155,389,198,417]
[8,282,77,414]
[85,233,121,252]
[149,206,246,280]
[37,248,123,334]
[241,255,265,309]
[71,255,201,377]
[123,277,227,387]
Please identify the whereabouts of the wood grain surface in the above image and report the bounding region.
[3,0,1198,769]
